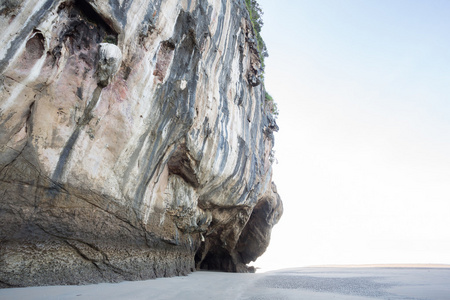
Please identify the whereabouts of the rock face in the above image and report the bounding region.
[0,0,282,287]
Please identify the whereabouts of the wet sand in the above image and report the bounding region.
[1,266,449,299]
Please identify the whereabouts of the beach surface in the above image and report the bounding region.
[1,266,450,300]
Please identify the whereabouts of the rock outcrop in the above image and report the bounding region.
[0,0,282,287]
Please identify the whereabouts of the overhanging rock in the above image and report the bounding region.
[0,0,282,287]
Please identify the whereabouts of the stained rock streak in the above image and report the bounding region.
[0,0,282,287]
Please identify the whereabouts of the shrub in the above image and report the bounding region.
[245,0,268,63]
[245,0,279,117]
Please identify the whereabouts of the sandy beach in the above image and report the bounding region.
[1,266,449,300]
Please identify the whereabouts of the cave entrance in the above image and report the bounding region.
[195,244,237,272]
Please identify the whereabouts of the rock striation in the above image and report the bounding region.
[0,0,282,287]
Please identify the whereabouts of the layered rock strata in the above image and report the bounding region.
[0,0,282,287]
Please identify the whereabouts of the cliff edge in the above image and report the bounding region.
[0,0,282,287]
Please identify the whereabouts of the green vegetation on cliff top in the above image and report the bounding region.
[244,0,268,63]
[244,0,278,117]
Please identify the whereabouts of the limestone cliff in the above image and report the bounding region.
[0,0,282,287]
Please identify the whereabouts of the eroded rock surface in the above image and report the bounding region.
[0,0,282,287]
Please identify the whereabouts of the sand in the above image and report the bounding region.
[1,266,450,300]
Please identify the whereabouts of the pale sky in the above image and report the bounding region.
[254,0,450,270]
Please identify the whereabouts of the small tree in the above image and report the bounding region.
[245,0,268,60]
[245,0,279,117]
